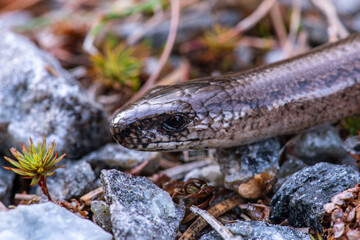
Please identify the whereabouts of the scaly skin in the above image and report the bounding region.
[111,33,360,151]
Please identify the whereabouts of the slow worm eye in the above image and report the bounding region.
[120,128,131,138]
[162,114,188,132]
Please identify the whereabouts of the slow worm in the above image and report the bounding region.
[110,33,360,151]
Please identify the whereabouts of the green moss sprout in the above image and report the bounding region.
[3,137,66,201]
[91,39,149,91]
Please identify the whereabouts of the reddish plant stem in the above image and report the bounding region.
[38,176,52,201]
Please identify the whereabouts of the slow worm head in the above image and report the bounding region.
[111,34,360,151]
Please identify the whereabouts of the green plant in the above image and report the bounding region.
[91,40,149,91]
[200,25,239,52]
[309,233,323,240]
[344,116,360,136]
[3,137,66,201]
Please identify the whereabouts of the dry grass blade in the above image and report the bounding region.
[310,0,349,41]
[128,0,180,104]
[179,195,244,240]
[219,0,277,42]
[80,187,104,205]
[159,159,212,179]
[270,1,287,49]
[190,205,243,240]
[284,0,302,55]
[0,0,41,12]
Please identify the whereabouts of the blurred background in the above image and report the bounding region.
[1,0,358,116]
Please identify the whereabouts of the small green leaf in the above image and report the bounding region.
[30,175,41,186]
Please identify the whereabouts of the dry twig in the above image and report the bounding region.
[310,0,349,41]
[159,159,212,179]
[190,205,243,240]
[284,0,302,55]
[14,193,40,201]
[179,195,244,240]
[80,187,104,205]
[270,1,287,49]
[0,0,41,12]
[129,0,180,104]
[219,0,277,43]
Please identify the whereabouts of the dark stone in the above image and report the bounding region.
[0,158,15,205]
[270,162,360,232]
[199,221,310,240]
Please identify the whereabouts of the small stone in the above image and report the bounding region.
[343,135,360,156]
[101,169,184,240]
[292,126,347,165]
[233,46,254,68]
[199,221,311,240]
[82,143,160,175]
[302,16,328,46]
[0,27,110,159]
[36,160,96,201]
[264,48,287,64]
[0,202,112,240]
[216,137,280,192]
[91,200,112,233]
[0,160,15,205]
[184,164,223,187]
[270,162,360,232]
[274,154,308,191]
[0,12,33,29]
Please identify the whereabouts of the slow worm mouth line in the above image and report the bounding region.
[111,33,360,151]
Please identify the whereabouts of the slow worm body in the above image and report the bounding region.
[111,34,360,151]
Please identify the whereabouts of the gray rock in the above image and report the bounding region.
[82,143,160,175]
[292,126,347,165]
[91,200,112,233]
[115,9,240,47]
[216,138,280,191]
[36,160,96,201]
[199,221,310,240]
[270,162,360,232]
[0,202,112,240]
[0,27,110,159]
[101,169,184,240]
